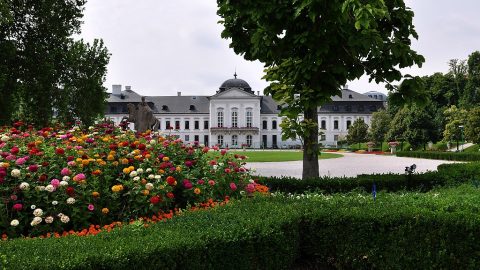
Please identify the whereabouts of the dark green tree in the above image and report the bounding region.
[368,109,391,145]
[346,118,368,149]
[462,51,480,108]
[217,0,424,178]
[465,107,480,144]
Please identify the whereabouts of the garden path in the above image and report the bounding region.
[247,152,459,178]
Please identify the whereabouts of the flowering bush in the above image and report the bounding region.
[0,122,265,237]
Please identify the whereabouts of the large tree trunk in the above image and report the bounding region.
[302,106,319,179]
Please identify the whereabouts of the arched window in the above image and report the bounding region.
[246,135,252,147]
[217,135,224,146]
[232,135,238,146]
[217,110,224,127]
[246,109,253,128]
[272,120,277,130]
[231,109,238,128]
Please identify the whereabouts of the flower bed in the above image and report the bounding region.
[0,123,265,238]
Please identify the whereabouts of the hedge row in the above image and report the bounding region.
[396,151,480,161]
[256,162,480,194]
[1,186,480,269]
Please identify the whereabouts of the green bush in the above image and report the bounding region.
[464,144,480,153]
[396,151,480,161]
[2,186,480,269]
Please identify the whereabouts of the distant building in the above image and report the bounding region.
[105,75,384,148]
[364,90,387,102]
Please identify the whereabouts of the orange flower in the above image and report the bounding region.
[92,169,102,175]
[82,159,90,166]
[107,155,115,161]
[121,158,129,165]
[123,167,131,174]
[102,208,109,214]
[194,188,201,195]
[142,189,149,196]
[162,156,169,162]
[92,191,100,198]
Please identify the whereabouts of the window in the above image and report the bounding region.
[204,135,209,146]
[334,120,339,130]
[185,120,190,130]
[346,105,352,112]
[110,106,117,113]
[272,120,277,130]
[175,121,180,130]
[194,120,199,130]
[185,135,189,142]
[334,135,339,141]
[246,109,253,127]
[217,111,224,127]
[204,120,209,129]
[358,105,364,112]
[217,135,224,146]
[246,135,252,147]
[321,120,326,130]
[166,121,171,129]
[320,134,326,141]
[272,135,277,148]
[232,135,238,146]
[231,109,238,127]
[194,135,199,142]
[262,120,268,130]
[347,120,352,129]
[333,105,339,111]
[369,105,377,112]
[157,120,161,130]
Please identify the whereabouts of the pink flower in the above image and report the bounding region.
[51,179,60,188]
[15,157,26,165]
[221,149,227,156]
[28,164,39,172]
[61,168,71,176]
[229,182,237,191]
[88,204,94,211]
[246,183,255,193]
[12,203,23,211]
[224,168,231,173]
[208,180,216,186]
[67,161,76,167]
[73,173,86,181]
[184,161,193,167]
[197,179,205,185]
[6,155,15,161]
[183,180,193,189]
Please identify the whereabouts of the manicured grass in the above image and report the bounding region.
[230,151,343,162]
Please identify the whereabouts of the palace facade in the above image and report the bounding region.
[105,75,384,148]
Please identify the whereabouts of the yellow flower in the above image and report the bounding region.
[102,208,109,214]
[82,159,90,166]
[92,191,100,198]
[76,158,83,163]
[162,157,169,162]
[176,166,182,172]
[112,161,119,166]
[121,158,129,165]
[142,190,149,196]
[107,155,115,161]
[128,166,134,171]
[123,168,131,174]
[194,188,201,195]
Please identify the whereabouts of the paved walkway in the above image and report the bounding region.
[247,152,459,178]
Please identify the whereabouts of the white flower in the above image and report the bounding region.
[60,215,70,223]
[218,162,224,166]
[62,176,70,181]
[88,126,94,130]
[146,168,152,173]
[212,165,218,170]
[10,219,19,226]
[19,182,30,190]
[60,181,68,187]
[11,169,21,178]
[52,201,58,206]
[145,183,154,190]
[1,135,10,142]
[30,205,36,210]
[249,179,255,183]
[136,168,144,174]
[35,186,45,191]
[66,197,76,204]
[57,213,64,217]
[30,216,42,226]
[129,171,138,177]
[45,216,54,224]
[148,174,155,179]
[33,208,43,217]
[149,139,156,145]
[133,176,140,182]
[45,185,55,192]
[154,175,161,180]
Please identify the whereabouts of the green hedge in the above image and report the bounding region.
[256,162,480,194]
[396,151,480,161]
[2,186,480,269]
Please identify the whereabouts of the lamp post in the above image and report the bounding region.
[459,125,464,151]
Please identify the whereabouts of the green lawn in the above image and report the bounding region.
[229,151,343,162]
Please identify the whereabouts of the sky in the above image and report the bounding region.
[79,0,480,97]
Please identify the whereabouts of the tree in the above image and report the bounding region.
[368,109,391,145]
[465,107,480,144]
[346,118,368,149]
[461,51,480,108]
[443,105,468,145]
[217,0,424,179]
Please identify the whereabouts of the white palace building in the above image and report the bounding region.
[105,75,385,148]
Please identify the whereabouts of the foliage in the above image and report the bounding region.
[396,151,480,161]
[461,51,480,107]
[3,187,480,269]
[465,107,480,144]
[0,123,262,238]
[443,105,468,143]
[216,0,424,179]
[368,109,391,144]
[464,144,480,153]
[0,0,109,127]
[346,118,368,146]
[226,151,342,162]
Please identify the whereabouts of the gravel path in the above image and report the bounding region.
[246,152,459,178]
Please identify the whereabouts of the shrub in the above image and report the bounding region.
[396,151,480,161]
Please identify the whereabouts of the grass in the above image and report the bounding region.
[229,151,343,162]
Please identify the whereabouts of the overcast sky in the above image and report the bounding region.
[79,0,480,97]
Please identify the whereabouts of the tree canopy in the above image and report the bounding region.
[346,118,368,147]
[217,0,424,178]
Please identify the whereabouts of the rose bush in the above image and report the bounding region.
[0,122,265,237]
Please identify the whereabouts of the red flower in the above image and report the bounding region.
[166,192,175,199]
[55,148,65,155]
[150,195,161,204]
[66,187,75,196]
[67,156,74,161]
[10,147,19,155]
[38,174,48,182]
[138,144,146,150]
[166,176,176,186]
[28,164,39,172]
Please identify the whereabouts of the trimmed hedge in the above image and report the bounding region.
[256,162,480,194]
[396,151,480,161]
[2,186,480,269]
